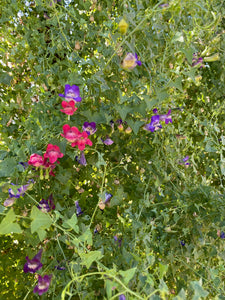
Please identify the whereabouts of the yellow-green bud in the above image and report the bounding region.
[118,18,128,34]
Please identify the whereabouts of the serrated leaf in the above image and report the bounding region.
[182,47,195,64]
[119,267,136,285]
[115,105,131,120]
[126,119,145,135]
[79,250,103,269]
[0,208,22,234]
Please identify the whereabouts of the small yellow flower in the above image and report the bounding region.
[118,18,129,34]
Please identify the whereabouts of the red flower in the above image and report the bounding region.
[28,154,44,167]
[61,124,92,150]
[71,131,92,150]
[61,124,80,143]
[60,101,78,115]
[44,144,64,164]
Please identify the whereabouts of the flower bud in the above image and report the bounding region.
[204,53,220,62]
[118,18,128,34]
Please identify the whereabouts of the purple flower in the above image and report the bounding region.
[59,84,82,102]
[220,231,225,239]
[82,122,97,135]
[192,54,204,68]
[114,236,122,247]
[33,274,52,296]
[159,109,172,124]
[159,3,169,7]
[178,156,190,166]
[105,192,113,204]
[101,138,114,145]
[37,194,55,213]
[4,180,34,207]
[75,200,83,216]
[76,152,87,166]
[152,108,158,114]
[144,115,162,132]
[180,240,185,246]
[24,249,43,274]
[119,295,126,300]
[122,53,142,70]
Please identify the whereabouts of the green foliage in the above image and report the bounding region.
[0,0,225,299]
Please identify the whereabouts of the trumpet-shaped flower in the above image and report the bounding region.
[82,122,97,135]
[59,84,82,102]
[76,152,87,166]
[24,249,43,274]
[61,124,92,150]
[159,109,172,124]
[60,101,78,115]
[28,154,44,167]
[122,53,141,70]
[44,144,64,164]
[101,137,114,145]
[75,201,83,216]
[144,115,162,132]
[37,194,55,212]
[33,274,52,296]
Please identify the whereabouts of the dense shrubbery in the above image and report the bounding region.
[0,0,225,299]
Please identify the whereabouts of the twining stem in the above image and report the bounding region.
[89,164,107,228]
[62,271,143,300]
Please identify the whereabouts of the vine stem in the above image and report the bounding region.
[89,164,107,228]
[62,271,143,300]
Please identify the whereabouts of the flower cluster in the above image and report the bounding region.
[144,109,172,132]
[23,249,52,296]
[28,144,64,178]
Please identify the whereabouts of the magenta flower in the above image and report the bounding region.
[28,154,44,167]
[59,84,82,102]
[61,124,92,151]
[37,194,55,212]
[60,101,78,115]
[122,53,141,70]
[33,274,52,296]
[44,144,64,164]
[82,122,97,135]
[24,249,43,274]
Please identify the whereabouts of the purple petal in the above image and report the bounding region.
[136,60,142,66]
[102,138,114,145]
[105,192,113,203]
[182,156,189,162]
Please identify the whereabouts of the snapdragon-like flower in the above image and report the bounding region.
[178,156,190,167]
[59,84,82,102]
[75,200,83,216]
[192,53,204,68]
[28,154,44,167]
[122,53,142,70]
[144,109,172,132]
[61,124,93,151]
[24,249,43,274]
[60,101,78,115]
[4,180,34,207]
[119,295,126,300]
[44,144,64,164]
[220,231,225,239]
[37,194,55,213]
[101,137,114,145]
[82,122,97,135]
[33,274,52,296]
[76,152,87,166]
[105,192,113,204]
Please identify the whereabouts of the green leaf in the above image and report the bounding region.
[62,214,79,233]
[174,288,186,300]
[167,77,183,92]
[126,119,145,135]
[158,263,168,278]
[30,206,52,241]
[0,158,17,177]
[190,280,209,299]
[171,32,184,43]
[78,228,93,245]
[182,47,195,64]
[79,250,103,269]
[0,72,13,85]
[119,267,136,285]
[0,209,22,234]
[115,105,132,120]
